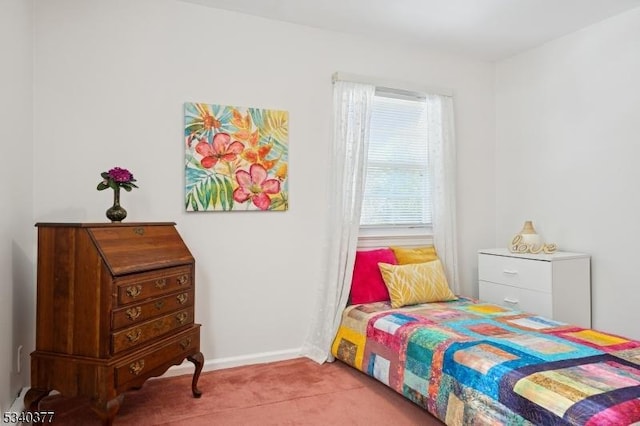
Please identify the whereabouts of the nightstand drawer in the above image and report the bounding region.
[479,281,552,318]
[478,254,551,292]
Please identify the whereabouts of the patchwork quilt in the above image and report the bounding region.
[331,298,640,425]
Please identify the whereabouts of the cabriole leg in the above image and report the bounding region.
[187,351,204,398]
[90,394,124,426]
[23,388,50,426]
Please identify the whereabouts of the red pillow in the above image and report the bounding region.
[349,248,397,304]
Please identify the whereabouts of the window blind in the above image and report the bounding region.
[360,90,432,227]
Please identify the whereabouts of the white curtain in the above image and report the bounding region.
[427,94,460,293]
[301,80,375,364]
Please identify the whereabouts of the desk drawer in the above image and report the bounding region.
[115,266,193,306]
[478,254,551,292]
[114,326,200,389]
[112,308,193,354]
[112,289,194,330]
[479,281,552,318]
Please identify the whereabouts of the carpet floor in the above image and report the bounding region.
[37,357,444,425]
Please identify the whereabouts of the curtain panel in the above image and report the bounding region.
[427,94,459,293]
[302,77,458,363]
[301,81,375,363]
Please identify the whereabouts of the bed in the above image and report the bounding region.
[331,296,640,425]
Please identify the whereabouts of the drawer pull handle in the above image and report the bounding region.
[133,227,145,236]
[176,293,188,304]
[153,320,165,332]
[155,278,167,289]
[177,275,189,286]
[502,269,518,275]
[155,300,165,310]
[176,312,189,325]
[126,285,142,298]
[503,297,519,304]
[126,307,142,321]
[126,329,142,343]
[129,360,145,375]
[180,338,192,350]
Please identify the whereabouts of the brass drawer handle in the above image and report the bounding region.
[129,359,145,375]
[180,338,192,350]
[176,312,189,325]
[126,329,142,343]
[176,293,188,304]
[126,307,142,321]
[154,300,165,310]
[177,275,189,286]
[133,227,145,236]
[155,278,167,289]
[126,285,142,298]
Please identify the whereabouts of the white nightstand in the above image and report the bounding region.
[478,248,591,328]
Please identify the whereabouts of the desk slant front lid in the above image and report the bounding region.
[87,223,194,276]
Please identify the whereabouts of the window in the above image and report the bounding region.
[360,88,431,239]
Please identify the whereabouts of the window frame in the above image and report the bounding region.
[358,87,434,248]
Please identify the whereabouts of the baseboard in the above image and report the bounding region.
[6,387,29,426]
[161,347,302,378]
[11,349,303,410]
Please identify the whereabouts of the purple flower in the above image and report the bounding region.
[108,167,134,183]
[97,166,138,192]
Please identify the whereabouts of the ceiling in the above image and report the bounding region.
[182,0,640,61]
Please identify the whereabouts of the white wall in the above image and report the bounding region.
[6,3,635,405]
[0,0,35,410]
[30,0,495,368]
[496,7,640,339]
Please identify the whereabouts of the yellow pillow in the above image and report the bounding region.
[390,246,438,265]
[378,260,457,308]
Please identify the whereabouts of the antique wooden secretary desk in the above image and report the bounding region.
[25,222,203,426]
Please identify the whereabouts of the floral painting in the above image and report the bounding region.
[184,102,288,211]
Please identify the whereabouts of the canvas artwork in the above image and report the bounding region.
[184,102,289,211]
